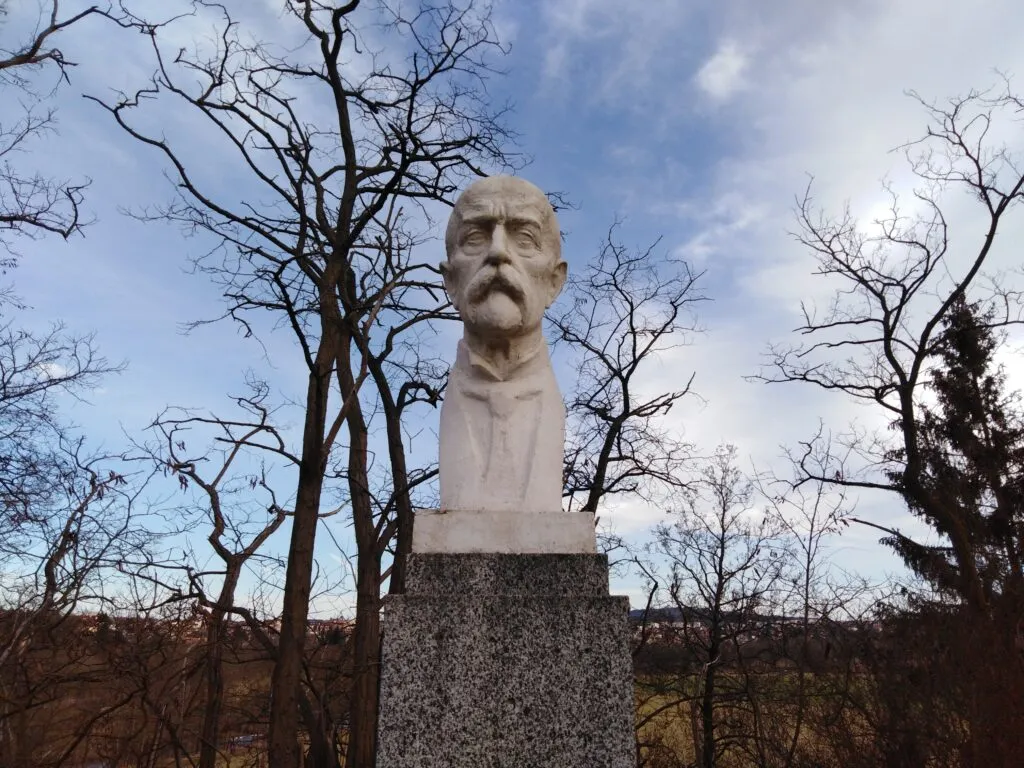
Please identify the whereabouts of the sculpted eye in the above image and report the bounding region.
[514,229,540,249]
[460,228,488,248]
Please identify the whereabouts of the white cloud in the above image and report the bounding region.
[538,0,616,83]
[660,0,1024,556]
[529,0,1024,568]
[36,362,69,380]
[695,40,748,102]
[599,495,673,538]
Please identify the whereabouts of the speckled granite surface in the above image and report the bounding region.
[404,552,610,596]
[376,553,635,768]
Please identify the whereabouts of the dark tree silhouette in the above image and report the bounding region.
[90,2,515,764]
[552,225,704,518]
[0,0,158,255]
[760,82,1024,768]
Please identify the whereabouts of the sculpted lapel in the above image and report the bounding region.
[440,340,563,513]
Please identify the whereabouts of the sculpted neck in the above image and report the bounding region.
[461,325,546,381]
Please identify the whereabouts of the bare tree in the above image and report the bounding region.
[742,472,871,768]
[756,81,1024,768]
[0,329,152,766]
[757,82,1024,607]
[90,2,515,764]
[549,228,709,763]
[141,387,290,768]
[646,446,788,768]
[0,0,127,254]
[551,225,705,518]
[0,320,132,643]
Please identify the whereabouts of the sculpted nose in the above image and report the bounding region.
[484,224,511,267]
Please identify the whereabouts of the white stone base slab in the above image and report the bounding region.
[412,508,596,554]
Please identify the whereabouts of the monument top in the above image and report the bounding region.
[420,175,595,554]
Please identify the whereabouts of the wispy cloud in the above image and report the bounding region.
[695,40,748,102]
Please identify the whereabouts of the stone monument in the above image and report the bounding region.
[376,177,636,768]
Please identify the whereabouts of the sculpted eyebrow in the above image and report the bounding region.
[460,209,497,224]
[504,216,542,231]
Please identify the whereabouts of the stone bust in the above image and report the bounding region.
[438,176,567,514]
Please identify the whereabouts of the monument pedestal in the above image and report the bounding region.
[376,553,636,767]
[412,508,597,554]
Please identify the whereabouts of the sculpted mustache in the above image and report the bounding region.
[467,270,526,304]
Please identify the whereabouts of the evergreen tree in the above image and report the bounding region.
[886,296,1024,611]
[880,296,1024,766]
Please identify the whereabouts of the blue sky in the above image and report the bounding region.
[5,0,1024,611]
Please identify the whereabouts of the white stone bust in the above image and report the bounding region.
[415,176,594,554]
[438,176,567,514]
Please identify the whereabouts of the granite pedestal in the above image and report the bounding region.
[376,553,635,767]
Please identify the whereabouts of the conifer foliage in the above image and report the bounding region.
[887,296,1024,611]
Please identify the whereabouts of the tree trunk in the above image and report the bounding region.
[198,568,240,768]
[269,357,332,768]
[345,556,382,768]
[376,372,413,597]
[701,610,722,768]
[335,315,384,768]
[701,655,717,768]
[299,691,337,768]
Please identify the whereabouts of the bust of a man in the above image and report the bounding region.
[438,176,567,514]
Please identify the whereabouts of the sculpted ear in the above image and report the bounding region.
[440,261,459,309]
[546,260,568,307]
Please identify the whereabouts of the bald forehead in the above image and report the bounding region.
[456,176,550,215]
[446,176,560,259]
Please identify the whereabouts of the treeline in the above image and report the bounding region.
[1,2,1023,768]
[0,608,324,767]
[634,592,1024,767]
[2,590,1011,768]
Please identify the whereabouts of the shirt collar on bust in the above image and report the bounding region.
[456,337,548,383]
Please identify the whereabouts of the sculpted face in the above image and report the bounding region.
[441,176,566,340]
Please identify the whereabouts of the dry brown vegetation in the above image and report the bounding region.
[0,609,361,767]
[9,606,1019,768]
